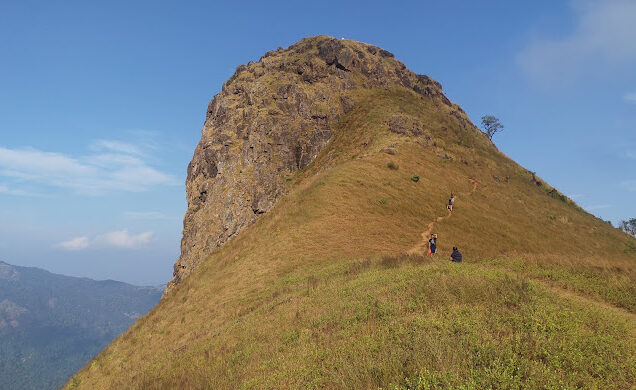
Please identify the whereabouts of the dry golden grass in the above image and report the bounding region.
[66,87,635,389]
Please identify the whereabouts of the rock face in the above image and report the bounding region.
[0,262,18,281]
[166,36,454,293]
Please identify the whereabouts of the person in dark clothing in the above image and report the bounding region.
[450,247,462,263]
[428,234,437,256]
[447,192,455,212]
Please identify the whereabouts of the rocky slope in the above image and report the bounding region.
[169,36,467,292]
[66,36,635,389]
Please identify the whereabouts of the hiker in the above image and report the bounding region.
[450,246,462,263]
[447,192,455,212]
[427,233,437,256]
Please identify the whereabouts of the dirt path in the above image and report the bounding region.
[407,178,478,255]
[540,281,635,321]
[473,262,635,322]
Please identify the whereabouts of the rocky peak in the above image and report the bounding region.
[166,36,455,294]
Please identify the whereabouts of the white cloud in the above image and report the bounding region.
[624,92,636,104]
[56,230,154,251]
[0,141,177,195]
[621,179,636,192]
[517,0,636,84]
[129,130,162,151]
[57,236,90,251]
[97,230,153,248]
[90,140,143,156]
[0,185,31,196]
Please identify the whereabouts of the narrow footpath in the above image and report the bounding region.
[407,178,478,255]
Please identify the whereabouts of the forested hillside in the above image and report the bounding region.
[0,261,162,389]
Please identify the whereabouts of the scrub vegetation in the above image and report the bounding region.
[66,47,634,389]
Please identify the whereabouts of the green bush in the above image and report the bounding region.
[411,175,419,182]
[547,188,567,203]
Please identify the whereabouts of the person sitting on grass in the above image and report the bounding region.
[450,246,462,263]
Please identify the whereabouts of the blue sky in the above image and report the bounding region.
[1,0,634,285]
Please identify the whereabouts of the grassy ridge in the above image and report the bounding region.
[135,259,635,389]
[66,87,635,389]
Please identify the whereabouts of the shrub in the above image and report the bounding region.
[379,199,387,205]
[619,218,636,236]
[343,259,372,276]
[411,175,420,182]
[547,188,567,203]
[307,276,319,292]
[404,253,426,264]
[387,162,399,170]
[380,254,425,269]
[380,255,400,268]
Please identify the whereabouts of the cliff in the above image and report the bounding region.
[168,36,470,292]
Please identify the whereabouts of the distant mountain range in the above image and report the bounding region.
[0,260,162,390]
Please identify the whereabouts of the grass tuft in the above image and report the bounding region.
[387,161,399,170]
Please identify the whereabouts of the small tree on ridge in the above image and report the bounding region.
[620,218,636,236]
[481,115,504,140]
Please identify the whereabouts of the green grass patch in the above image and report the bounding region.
[387,162,399,170]
[132,260,634,389]
[475,256,636,312]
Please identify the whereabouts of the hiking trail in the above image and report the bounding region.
[407,178,478,255]
[474,262,636,322]
[541,281,636,322]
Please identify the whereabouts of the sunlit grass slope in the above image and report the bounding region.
[67,86,635,389]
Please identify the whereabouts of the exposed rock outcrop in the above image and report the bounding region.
[0,262,18,281]
[166,36,456,294]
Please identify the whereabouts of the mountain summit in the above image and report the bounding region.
[168,36,468,293]
[67,36,635,389]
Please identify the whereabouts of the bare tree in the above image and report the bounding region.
[481,115,504,140]
[619,218,636,236]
